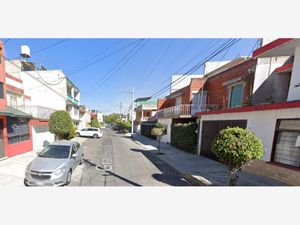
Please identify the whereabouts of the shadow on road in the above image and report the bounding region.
[83,158,142,186]
[130,148,191,186]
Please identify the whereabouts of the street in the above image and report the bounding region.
[70,128,191,186]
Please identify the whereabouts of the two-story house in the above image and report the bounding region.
[196,39,300,185]
[134,97,157,133]
[152,75,206,143]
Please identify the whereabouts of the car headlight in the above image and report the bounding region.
[53,167,66,176]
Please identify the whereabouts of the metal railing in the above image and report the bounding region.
[12,105,57,120]
[67,95,79,106]
[154,104,220,119]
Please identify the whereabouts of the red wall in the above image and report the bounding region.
[2,116,33,157]
[204,59,257,109]
[0,40,7,109]
[157,98,176,109]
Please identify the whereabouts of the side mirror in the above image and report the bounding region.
[72,153,79,158]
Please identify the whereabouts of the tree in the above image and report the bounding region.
[151,123,167,155]
[104,113,121,124]
[49,111,74,140]
[91,118,100,128]
[212,127,263,186]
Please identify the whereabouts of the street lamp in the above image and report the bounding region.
[121,87,134,136]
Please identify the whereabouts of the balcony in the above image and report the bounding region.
[12,105,56,120]
[67,95,79,106]
[154,104,220,119]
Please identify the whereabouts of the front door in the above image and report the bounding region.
[0,119,6,159]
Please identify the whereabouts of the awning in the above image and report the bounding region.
[0,106,32,118]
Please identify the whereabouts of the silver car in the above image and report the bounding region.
[24,140,84,186]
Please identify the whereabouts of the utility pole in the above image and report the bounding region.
[120,102,123,116]
[131,86,134,136]
[121,87,135,137]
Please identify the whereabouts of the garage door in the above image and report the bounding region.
[32,125,55,151]
[200,120,247,160]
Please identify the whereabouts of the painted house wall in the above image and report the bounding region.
[171,74,203,94]
[199,107,300,161]
[204,59,256,108]
[287,46,300,101]
[0,41,7,109]
[32,124,54,151]
[2,116,33,157]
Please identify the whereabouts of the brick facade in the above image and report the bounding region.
[204,59,257,109]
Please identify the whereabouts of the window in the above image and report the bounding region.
[229,84,243,108]
[76,143,80,150]
[10,94,17,107]
[0,83,3,99]
[71,145,77,155]
[7,117,30,144]
[272,119,300,168]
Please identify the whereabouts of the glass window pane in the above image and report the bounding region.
[230,84,243,108]
[274,131,300,167]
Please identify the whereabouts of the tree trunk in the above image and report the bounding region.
[157,136,161,154]
[228,168,239,186]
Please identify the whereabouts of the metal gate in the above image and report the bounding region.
[200,120,247,160]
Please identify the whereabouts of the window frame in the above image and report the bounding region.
[227,82,245,108]
[270,118,300,170]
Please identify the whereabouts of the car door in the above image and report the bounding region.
[87,128,94,137]
[81,128,88,136]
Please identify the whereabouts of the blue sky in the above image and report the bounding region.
[2,38,259,114]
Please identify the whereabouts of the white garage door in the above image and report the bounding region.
[32,125,55,151]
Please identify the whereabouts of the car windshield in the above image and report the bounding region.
[38,145,70,159]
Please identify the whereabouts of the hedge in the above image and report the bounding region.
[171,122,197,154]
[141,122,156,139]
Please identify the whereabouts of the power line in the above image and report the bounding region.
[69,39,143,76]
[150,39,235,97]
[248,38,260,56]
[136,39,174,90]
[1,39,11,45]
[83,39,149,97]
[150,39,241,98]
[68,39,124,74]
[31,39,69,55]
[82,40,144,96]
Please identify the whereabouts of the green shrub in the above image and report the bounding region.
[49,110,74,140]
[141,122,156,139]
[91,118,100,128]
[67,126,76,140]
[212,127,263,186]
[121,121,131,133]
[171,122,197,154]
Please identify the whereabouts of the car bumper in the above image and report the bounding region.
[24,172,67,187]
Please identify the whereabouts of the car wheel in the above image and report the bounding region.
[93,134,98,139]
[65,170,72,185]
[76,132,80,137]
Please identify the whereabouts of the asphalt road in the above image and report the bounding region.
[70,128,191,186]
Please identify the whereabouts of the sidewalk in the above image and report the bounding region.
[0,137,87,187]
[132,134,288,186]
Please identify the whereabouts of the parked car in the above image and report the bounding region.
[24,140,84,186]
[76,127,102,138]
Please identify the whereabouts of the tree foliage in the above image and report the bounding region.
[104,113,121,124]
[212,127,263,185]
[49,111,74,140]
[91,118,100,128]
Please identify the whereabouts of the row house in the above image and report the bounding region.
[196,38,300,185]
[0,41,33,159]
[91,110,103,123]
[152,75,206,143]
[1,44,89,157]
[134,97,157,133]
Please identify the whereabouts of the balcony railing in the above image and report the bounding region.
[67,95,79,106]
[154,104,220,119]
[12,105,57,120]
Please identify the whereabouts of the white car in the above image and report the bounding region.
[76,127,102,138]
